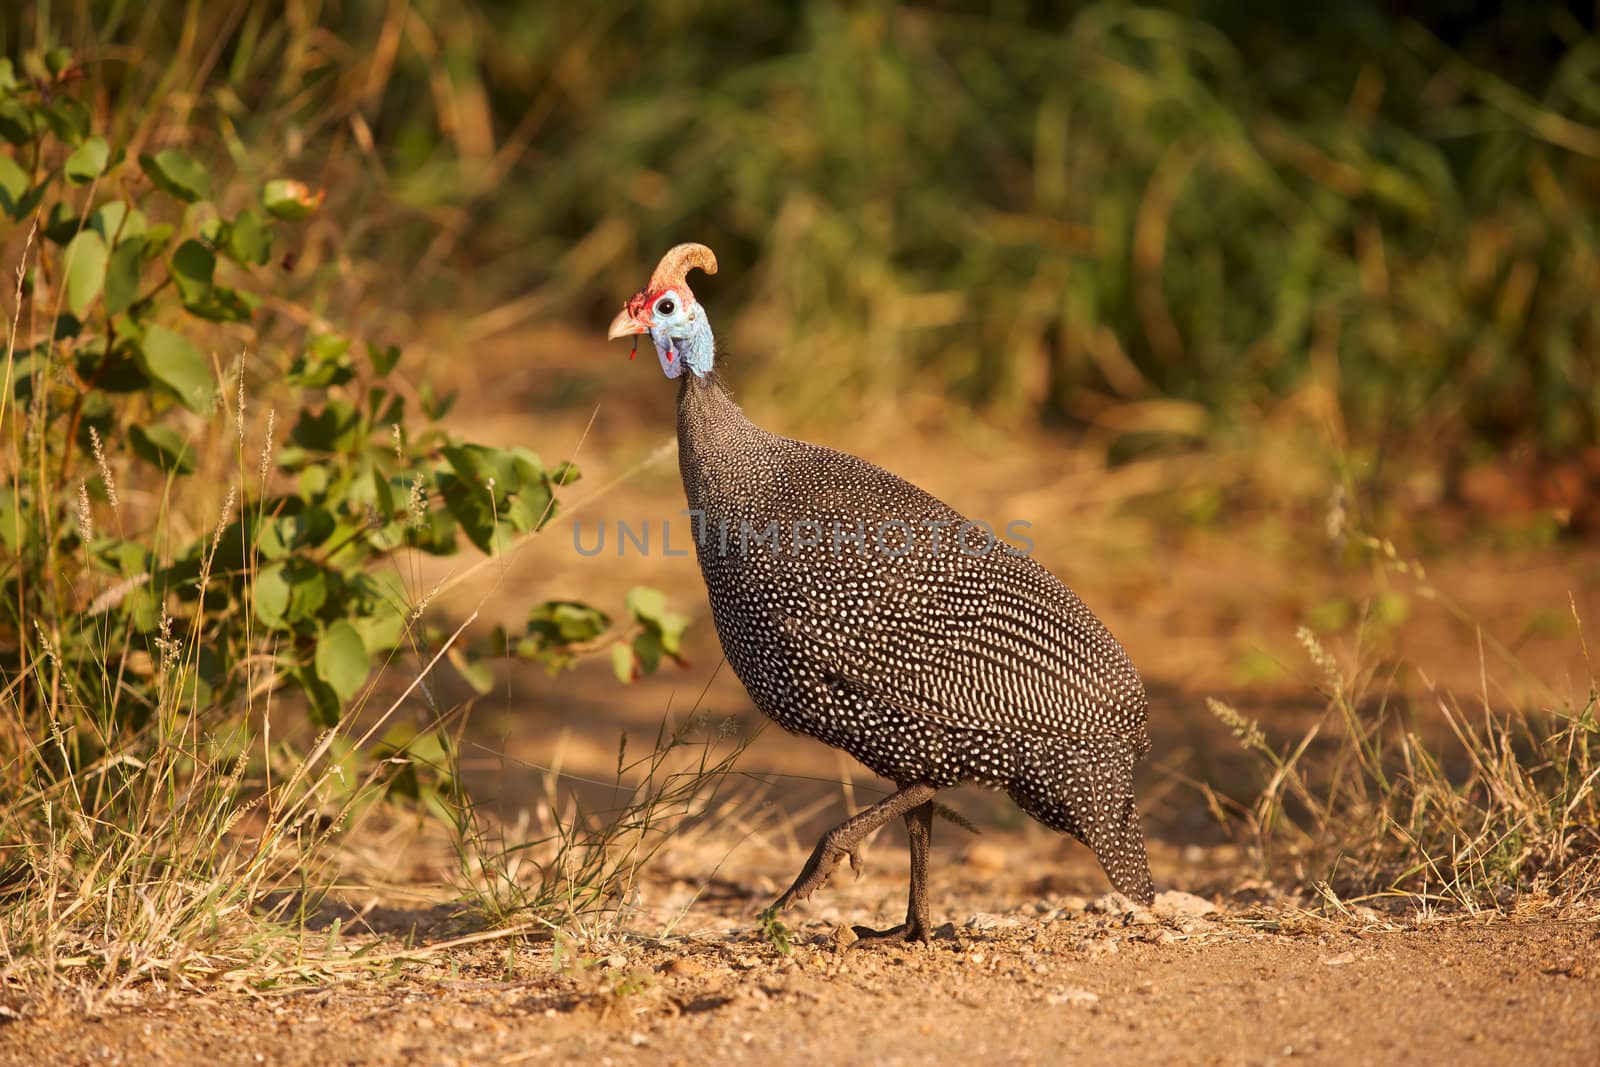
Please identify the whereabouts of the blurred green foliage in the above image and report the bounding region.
[6,1,1599,453]
[0,44,680,792]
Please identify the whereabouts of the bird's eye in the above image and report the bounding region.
[656,298,676,316]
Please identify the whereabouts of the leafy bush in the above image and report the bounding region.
[1,46,681,799]
[0,43,706,999]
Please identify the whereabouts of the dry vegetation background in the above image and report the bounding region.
[1,0,1598,1060]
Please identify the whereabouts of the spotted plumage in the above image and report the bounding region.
[609,244,1154,940]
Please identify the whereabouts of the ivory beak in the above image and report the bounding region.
[607,308,648,340]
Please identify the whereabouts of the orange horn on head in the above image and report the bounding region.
[648,243,718,295]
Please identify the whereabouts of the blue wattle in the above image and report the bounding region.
[650,306,715,379]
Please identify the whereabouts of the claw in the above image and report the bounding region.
[848,922,930,947]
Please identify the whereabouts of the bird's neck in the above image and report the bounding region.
[677,370,764,472]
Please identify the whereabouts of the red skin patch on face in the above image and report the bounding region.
[628,287,693,325]
[624,290,653,359]
[622,287,693,361]
[626,289,654,324]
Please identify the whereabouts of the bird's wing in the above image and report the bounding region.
[775,534,1148,747]
[740,438,1147,747]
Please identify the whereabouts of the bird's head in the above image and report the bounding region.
[606,243,719,379]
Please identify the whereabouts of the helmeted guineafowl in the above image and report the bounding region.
[607,243,1154,942]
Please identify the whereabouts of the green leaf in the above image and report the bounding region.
[625,586,689,665]
[290,400,362,453]
[139,148,211,203]
[367,387,404,428]
[253,563,291,629]
[62,230,107,317]
[632,630,664,674]
[43,202,79,244]
[171,238,215,304]
[310,333,350,360]
[140,223,175,259]
[262,178,323,220]
[128,423,196,474]
[526,601,611,652]
[366,342,401,376]
[283,561,329,623]
[316,620,370,701]
[352,606,406,655]
[450,650,495,695]
[611,643,636,684]
[225,208,272,266]
[42,97,90,144]
[104,236,145,316]
[87,344,149,392]
[137,324,216,412]
[625,586,668,622]
[298,669,343,727]
[442,444,513,487]
[0,100,34,145]
[286,335,355,388]
[372,468,397,516]
[420,384,456,420]
[505,482,553,532]
[88,200,131,241]
[64,135,109,185]
[0,153,28,216]
[255,510,335,559]
[439,472,513,555]
[298,464,329,500]
[183,285,259,323]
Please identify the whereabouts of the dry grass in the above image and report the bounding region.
[1205,526,1600,915]
[447,705,756,935]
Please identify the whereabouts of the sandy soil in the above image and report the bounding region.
[9,853,1598,1066]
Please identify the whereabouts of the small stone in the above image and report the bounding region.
[830,925,859,949]
[1046,988,1099,1006]
[659,957,704,977]
[1086,892,1138,915]
[1073,938,1119,958]
[931,923,959,941]
[1152,891,1217,918]
[1321,951,1357,966]
[965,912,1001,931]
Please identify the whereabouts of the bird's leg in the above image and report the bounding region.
[852,799,934,945]
[770,782,937,914]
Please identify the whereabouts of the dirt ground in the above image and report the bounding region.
[9,852,1599,1066]
[9,328,1599,1064]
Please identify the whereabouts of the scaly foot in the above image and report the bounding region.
[848,920,931,946]
[770,835,863,911]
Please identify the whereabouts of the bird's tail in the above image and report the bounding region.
[1009,737,1155,905]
